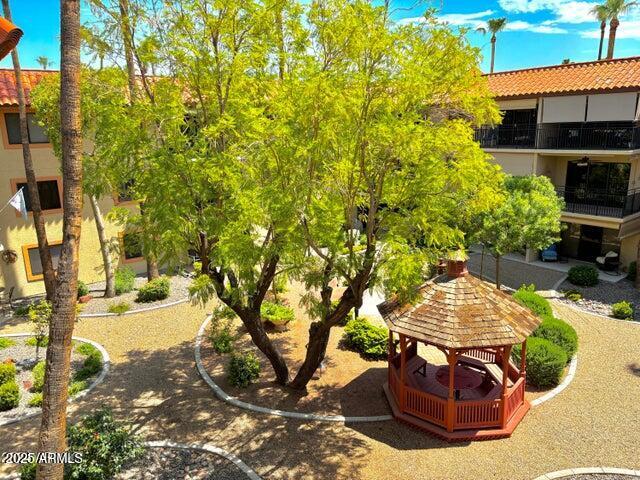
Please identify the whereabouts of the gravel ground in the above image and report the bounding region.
[1,300,638,480]
[116,447,248,480]
[557,279,640,321]
[467,252,567,291]
[0,337,101,423]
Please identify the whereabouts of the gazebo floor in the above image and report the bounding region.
[382,382,531,442]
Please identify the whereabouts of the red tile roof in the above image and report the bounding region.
[0,68,55,106]
[486,56,640,99]
[0,17,22,61]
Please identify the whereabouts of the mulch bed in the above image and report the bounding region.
[557,278,640,322]
[116,447,248,480]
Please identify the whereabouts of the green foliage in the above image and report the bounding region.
[32,361,46,393]
[612,301,634,320]
[261,302,295,326]
[64,408,145,480]
[107,302,130,315]
[342,317,388,360]
[568,265,599,287]
[0,381,20,411]
[74,354,102,382]
[626,261,636,281]
[75,342,100,358]
[209,306,237,354]
[26,336,49,347]
[0,361,16,385]
[0,338,15,349]
[14,304,31,317]
[77,280,89,298]
[188,274,217,307]
[114,267,135,295]
[192,261,202,274]
[227,352,261,388]
[28,392,43,407]
[135,277,170,303]
[513,286,552,317]
[533,315,578,360]
[563,289,582,302]
[68,380,88,397]
[28,300,52,352]
[512,337,567,388]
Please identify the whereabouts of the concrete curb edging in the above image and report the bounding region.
[144,440,261,480]
[0,333,110,427]
[532,467,640,479]
[78,297,189,318]
[195,314,393,423]
[530,354,577,407]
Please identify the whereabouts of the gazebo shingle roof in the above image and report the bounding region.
[377,269,541,349]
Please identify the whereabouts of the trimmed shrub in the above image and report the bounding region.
[568,265,598,287]
[612,301,633,320]
[32,361,45,392]
[512,286,552,317]
[227,352,260,387]
[0,361,17,385]
[627,261,637,281]
[135,277,170,303]
[208,306,236,354]
[533,315,578,361]
[261,301,294,326]
[342,317,388,360]
[0,381,20,411]
[28,392,42,407]
[512,337,567,388]
[563,289,582,302]
[74,354,102,382]
[0,338,15,349]
[114,267,135,295]
[76,342,100,358]
[108,302,131,315]
[68,380,88,397]
[26,336,49,347]
[14,304,31,317]
[77,280,89,298]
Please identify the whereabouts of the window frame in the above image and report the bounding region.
[10,177,64,217]
[21,240,63,282]
[119,231,144,264]
[1,108,51,149]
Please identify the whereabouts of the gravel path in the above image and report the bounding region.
[1,300,638,480]
[557,278,640,321]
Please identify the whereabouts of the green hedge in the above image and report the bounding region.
[513,337,567,388]
[0,361,16,385]
[568,265,598,287]
[135,277,170,303]
[114,267,136,295]
[533,315,578,361]
[0,381,20,411]
[227,352,260,388]
[513,286,552,317]
[342,317,388,360]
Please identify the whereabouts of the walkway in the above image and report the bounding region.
[1,300,638,479]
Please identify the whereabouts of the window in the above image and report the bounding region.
[121,232,143,262]
[5,112,49,144]
[14,179,62,212]
[22,242,62,281]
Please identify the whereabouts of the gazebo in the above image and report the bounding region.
[378,257,541,441]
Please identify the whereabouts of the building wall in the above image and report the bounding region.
[0,107,146,298]
[620,232,640,269]
[488,151,536,176]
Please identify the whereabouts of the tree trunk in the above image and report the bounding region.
[597,20,606,60]
[36,1,83,478]
[635,239,640,290]
[606,17,618,59]
[490,35,496,73]
[2,0,56,300]
[89,195,115,297]
[146,255,160,280]
[289,321,331,389]
[118,0,137,102]
[495,254,501,290]
[240,310,289,385]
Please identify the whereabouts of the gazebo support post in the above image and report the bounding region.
[399,334,406,411]
[501,345,512,429]
[446,348,457,432]
[519,340,527,379]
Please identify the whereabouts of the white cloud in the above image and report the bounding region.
[505,19,568,32]
[553,1,599,23]
[498,0,567,13]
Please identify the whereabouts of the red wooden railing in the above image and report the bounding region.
[455,399,501,428]
[465,348,496,363]
[505,377,525,422]
[404,387,447,427]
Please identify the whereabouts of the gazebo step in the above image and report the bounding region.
[383,382,530,442]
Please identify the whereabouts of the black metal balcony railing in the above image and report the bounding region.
[556,186,640,218]
[475,123,640,150]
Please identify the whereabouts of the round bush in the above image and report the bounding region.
[0,361,17,385]
[0,380,20,411]
[612,301,633,320]
[32,360,46,393]
[260,301,294,326]
[342,317,388,360]
[114,267,136,295]
[227,352,261,388]
[513,288,552,317]
[512,337,567,388]
[135,277,170,303]
[77,280,89,298]
[568,265,598,287]
[533,315,578,361]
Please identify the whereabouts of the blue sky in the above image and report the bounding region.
[1,0,639,72]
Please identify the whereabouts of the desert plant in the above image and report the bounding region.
[612,300,634,320]
[512,337,567,388]
[568,265,599,287]
[0,361,17,385]
[77,280,89,298]
[0,381,20,411]
[260,301,295,327]
[563,289,582,302]
[68,380,88,397]
[28,300,52,361]
[73,354,102,382]
[533,315,578,360]
[227,352,261,387]
[107,302,131,315]
[0,338,15,349]
[28,392,43,407]
[32,360,46,393]
[135,277,170,303]
[75,342,100,358]
[342,317,388,360]
[513,285,552,317]
[114,266,136,295]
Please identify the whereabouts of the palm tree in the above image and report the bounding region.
[603,0,638,59]
[590,4,608,60]
[36,0,84,477]
[36,55,50,69]
[477,17,507,74]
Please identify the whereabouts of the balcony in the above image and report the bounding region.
[556,186,640,218]
[475,122,640,151]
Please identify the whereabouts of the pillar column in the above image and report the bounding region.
[519,340,527,379]
[501,345,512,428]
[399,334,406,411]
[446,348,457,432]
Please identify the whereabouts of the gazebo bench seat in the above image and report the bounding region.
[458,355,513,387]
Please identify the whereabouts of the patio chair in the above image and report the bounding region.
[540,244,558,262]
[596,251,619,272]
[0,286,14,313]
